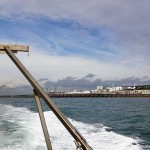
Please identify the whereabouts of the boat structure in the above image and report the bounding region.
[0,44,93,150]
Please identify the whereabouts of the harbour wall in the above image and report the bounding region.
[0,93,150,98]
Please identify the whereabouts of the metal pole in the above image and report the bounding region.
[5,46,92,150]
[33,89,52,150]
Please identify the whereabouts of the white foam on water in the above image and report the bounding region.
[0,104,144,150]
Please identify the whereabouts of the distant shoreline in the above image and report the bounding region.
[0,93,150,98]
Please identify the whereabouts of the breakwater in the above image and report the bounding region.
[0,93,150,98]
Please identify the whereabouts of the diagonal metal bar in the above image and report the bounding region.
[5,46,93,150]
[34,89,52,150]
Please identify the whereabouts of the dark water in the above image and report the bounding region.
[0,97,150,149]
[54,98,150,148]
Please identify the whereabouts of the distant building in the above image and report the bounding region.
[122,86,136,90]
[141,90,150,94]
[97,86,103,90]
[83,91,91,94]
[67,90,91,94]
[90,89,97,93]
[107,86,123,92]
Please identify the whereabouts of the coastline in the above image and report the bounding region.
[0,93,150,98]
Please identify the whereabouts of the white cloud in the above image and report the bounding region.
[0,46,149,85]
[0,0,149,29]
[0,0,150,84]
[0,0,150,61]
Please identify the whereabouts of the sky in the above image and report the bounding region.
[0,0,150,89]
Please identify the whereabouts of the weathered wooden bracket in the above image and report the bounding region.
[0,44,29,54]
[1,44,93,150]
[33,89,52,150]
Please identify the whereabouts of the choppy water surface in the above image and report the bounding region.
[0,97,150,150]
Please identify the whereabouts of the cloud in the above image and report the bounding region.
[44,75,150,90]
[83,73,95,79]
[1,0,150,34]
[0,85,6,89]
[38,78,49,82]
[0,0,150,63]
[0,85,33,95]
[0,0,150,85]
[1,75,150,95]
[0,45,150,87]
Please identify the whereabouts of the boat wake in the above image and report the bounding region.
[0,104,145,150]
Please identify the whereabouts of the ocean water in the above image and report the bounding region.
[0,97,150,150]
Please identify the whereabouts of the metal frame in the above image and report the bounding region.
[2,45,92,150]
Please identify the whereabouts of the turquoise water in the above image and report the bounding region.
[0,97,150,149]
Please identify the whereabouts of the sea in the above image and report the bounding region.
[0,97,150,150]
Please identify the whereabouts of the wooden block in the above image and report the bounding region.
[0,44,29,53]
